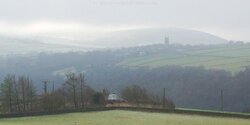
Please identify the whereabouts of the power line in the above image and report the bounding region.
[162,88,166,108]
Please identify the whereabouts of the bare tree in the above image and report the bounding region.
[79,73,85,108]
[121,85,149,105]
[0,75,37,113]
[0,75,15,112]
[64,72,79,109]
[41,89,65,111]
[17,76,36,112]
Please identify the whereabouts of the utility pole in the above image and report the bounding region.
[163,88,166,108]
[42,81,49,94]
[52,81,55,92]
[220,89,224,111]
[80,73,84,109]
[62,87,66,109]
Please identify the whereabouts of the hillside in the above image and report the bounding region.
[1,43,250,112]
[0,28,229,55]
[119,43,250,73]
[93,28,229,47]
[0,36,97,56]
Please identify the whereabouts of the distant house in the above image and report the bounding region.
[107,93,126,103]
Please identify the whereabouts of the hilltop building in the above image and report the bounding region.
[165,36,170,45]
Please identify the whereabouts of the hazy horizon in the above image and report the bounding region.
[0,0,250,43]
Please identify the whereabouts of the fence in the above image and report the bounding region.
[0,106,250,119]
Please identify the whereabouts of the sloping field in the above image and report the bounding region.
[119,44,250,73]
[0,110,249,125]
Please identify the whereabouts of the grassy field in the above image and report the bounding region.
[0,110,250,125]
[119,44,250,73]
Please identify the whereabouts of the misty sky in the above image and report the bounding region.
[0,0,250,41]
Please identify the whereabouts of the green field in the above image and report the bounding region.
[119,44,250,73]
[0,110,250,125]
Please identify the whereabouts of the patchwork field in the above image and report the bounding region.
[0,110,249,125]
[119,44,250,73]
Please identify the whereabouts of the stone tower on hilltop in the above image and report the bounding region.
[165,36,170,45]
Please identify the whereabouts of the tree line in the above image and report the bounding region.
[0,72,174,114]
[0,72,101,113]
[86,65,250,112]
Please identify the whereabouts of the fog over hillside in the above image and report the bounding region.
[0,0,250,114]
[93,28,229,47]
[0,35,100,56]
[0,27,229,56]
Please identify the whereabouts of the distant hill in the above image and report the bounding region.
[93,28,229,47]
[0,28,229,55]
[0,36,94,56]
[1,43,250,112]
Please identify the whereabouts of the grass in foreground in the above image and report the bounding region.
[0,110,249,125]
